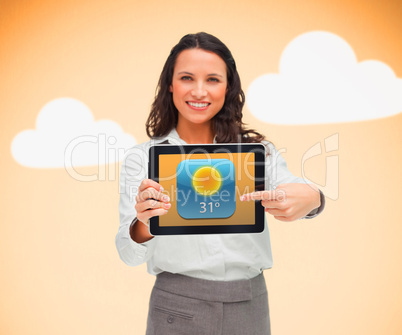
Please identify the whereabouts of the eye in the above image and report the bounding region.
[180,76,192,81]
[208,77,220,82]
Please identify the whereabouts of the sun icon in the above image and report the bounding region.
[192,166,222,196]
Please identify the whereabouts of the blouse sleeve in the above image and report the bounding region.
[115,144,156,266]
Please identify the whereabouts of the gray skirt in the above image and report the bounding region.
[146,272,271,335]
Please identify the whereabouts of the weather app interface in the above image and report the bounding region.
[176,159,236,219]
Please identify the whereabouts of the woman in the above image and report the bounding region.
[116,32,324,335]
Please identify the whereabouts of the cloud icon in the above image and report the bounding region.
[11,98,136,168]
[246,31,402,124]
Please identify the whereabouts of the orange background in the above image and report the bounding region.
[1,0,401,334]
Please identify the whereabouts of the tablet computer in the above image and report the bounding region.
[148,143,265,235]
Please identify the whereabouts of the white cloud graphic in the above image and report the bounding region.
[246,31,402,124]
[11,98,136,168]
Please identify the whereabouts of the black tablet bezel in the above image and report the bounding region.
[148,143,265,235]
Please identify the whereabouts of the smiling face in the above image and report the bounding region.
[170,48,227,132]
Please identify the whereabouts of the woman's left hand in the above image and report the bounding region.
[240,183,321,222]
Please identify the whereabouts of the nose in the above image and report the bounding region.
[191,81,207,99]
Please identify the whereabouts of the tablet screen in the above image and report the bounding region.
[149,144,265,235]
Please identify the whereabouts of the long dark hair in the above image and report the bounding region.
[146,32,265,143]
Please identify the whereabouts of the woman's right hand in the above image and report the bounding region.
[130,179,171,243]
[135,179,171,224]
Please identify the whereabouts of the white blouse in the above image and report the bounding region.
[115,129,323,281]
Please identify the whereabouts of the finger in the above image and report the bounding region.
[137,207,169,223]
[261,199,286,210]
[265,207,292,217]
[136,188,170,203]
[240,191,275,201]
[240,189,286,202]
[138,179,164,193]
[136,199,171,213]
[265,208,284,216]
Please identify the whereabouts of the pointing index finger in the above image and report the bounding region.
[240,190,282,201]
